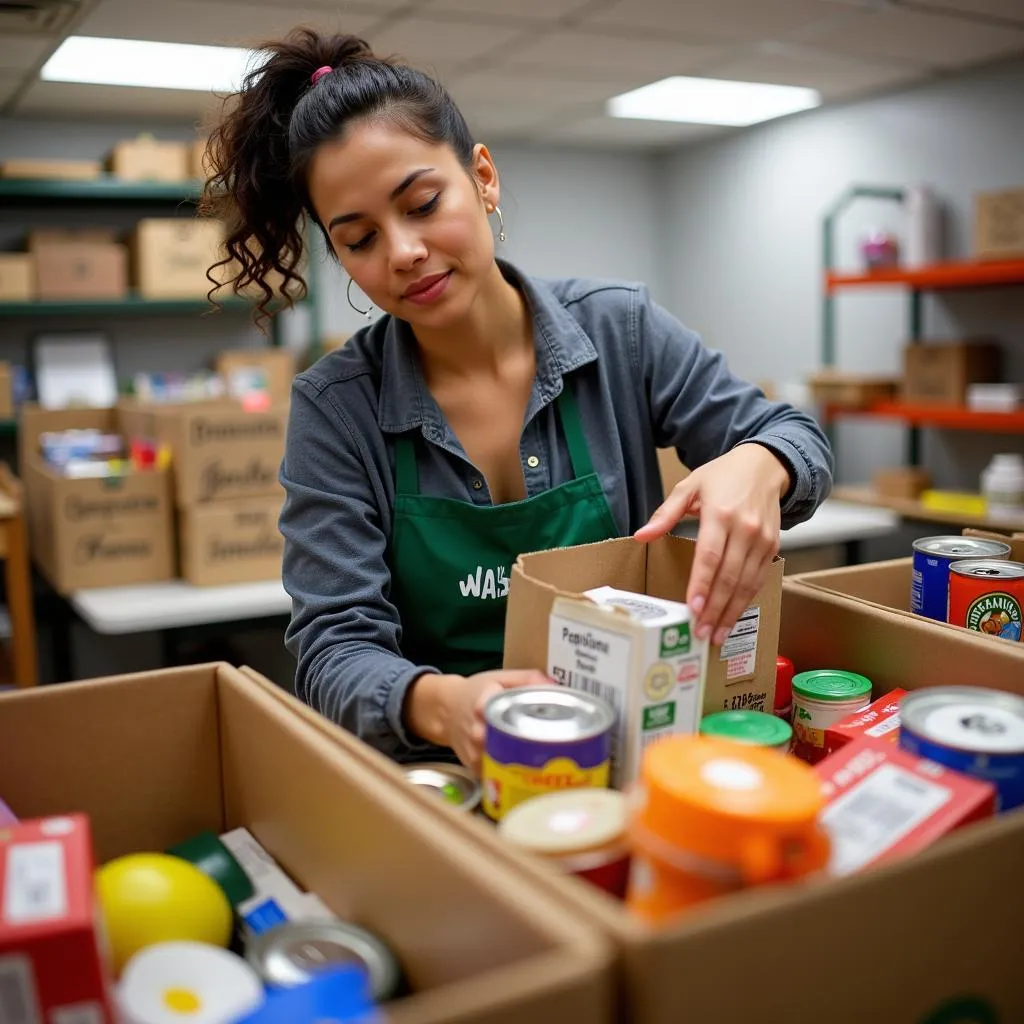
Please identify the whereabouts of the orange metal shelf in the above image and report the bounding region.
[825,402,1024,432]
[826,259,1024,292]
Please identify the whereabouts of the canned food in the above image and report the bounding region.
[947,559,1024,642]
[402,762,481,812]
[246,919,402,1001]
[791,670,872,764]
[900,686,1024,811]
[498,788,630,898]
[481,687,613,822]
[911,536,1011,621]
[699,710,792,752]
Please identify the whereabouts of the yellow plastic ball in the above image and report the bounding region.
[95,853,233,975]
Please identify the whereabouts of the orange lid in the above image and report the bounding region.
[632,736,826,881]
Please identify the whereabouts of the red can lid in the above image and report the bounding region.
[775,655,795,711]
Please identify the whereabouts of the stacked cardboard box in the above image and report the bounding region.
[118,398,287,586]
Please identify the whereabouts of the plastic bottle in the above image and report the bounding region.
[905,184,943,268]
[981,453,1024,522]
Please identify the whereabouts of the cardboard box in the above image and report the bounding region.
[0,663,613,1024]
[902,341,1001,405]
[131,218,224,299]
[190,136,212,179]
[974,187,1024,261]
[108,138,189,182]
[118,399,286,507]
[824,688,906,755]
[216,348,296,403]
[29,230,128,301]
[179,494,284,586]
[0,361,13,420]
[19,405,174,594]
[0,813,116,1022]
[963,527,1024,562]
[817,738,995,877]
[808,370,900,408]
[258,580,1024,1024]
[872,466,931,499]
[656,448,689,494]
[506,537,782,718]
[0,252,33,301]
[0,158,101,180]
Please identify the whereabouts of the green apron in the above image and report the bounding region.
[389,385,618,677]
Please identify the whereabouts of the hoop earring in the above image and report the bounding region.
[347,277,373,320]
[489,205,506,243]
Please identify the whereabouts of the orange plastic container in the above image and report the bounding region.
[626,736,830,924]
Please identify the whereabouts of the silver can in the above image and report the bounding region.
[402,762,481,812]
[246,919,402,1001]
[910,535,1011,621]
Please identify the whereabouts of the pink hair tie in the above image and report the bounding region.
[311,65,332,86]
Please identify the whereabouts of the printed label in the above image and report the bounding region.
[3,841,66,923]
[821,763,952,875]
[965,592,1022,641]
[642,702,676,731]
[481,754,610,820]
[659,622,690,657]
[865,714,901,738]
[51,1004,104,1024]
[458,564,509,601]
[721,607,759,679]
[0,956,41,1024]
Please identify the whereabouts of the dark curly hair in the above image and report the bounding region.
[200,27,476,328]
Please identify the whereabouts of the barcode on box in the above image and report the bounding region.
[0,955,41,1024]
[822,763,953,876]
[865,715,900,738]
[51,1003,104,1024]
[563,670,623,775]
[3,842,66,924]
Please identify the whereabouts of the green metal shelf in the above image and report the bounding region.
[0,177,203,204]
[0,295,261,317]
[0,420,16,435]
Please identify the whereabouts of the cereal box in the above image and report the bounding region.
[824,688,907,756]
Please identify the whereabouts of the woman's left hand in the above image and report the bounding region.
[633,444,791,646]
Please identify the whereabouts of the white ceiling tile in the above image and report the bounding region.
[76,0,380,48]
[446,70,631,107]
[13,80,221,120]
[583,0,841,42]
[421,0,596,21]
[0,33,55,72]
[368,16,528,69]
[534,115,729,149]
[0,72,26,108]
[909,0,1024,24]
[707,46,931,99]
[503,30,729,77]
[456,100,557,138]
[799,6,1024,67]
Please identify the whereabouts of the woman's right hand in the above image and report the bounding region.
[405,668,553,774]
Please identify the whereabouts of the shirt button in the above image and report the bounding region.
[527,455,540,468]
[472,479,483,490]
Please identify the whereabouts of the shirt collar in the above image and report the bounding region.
[375,259,598,437]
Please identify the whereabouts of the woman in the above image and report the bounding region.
[204,29,833,771]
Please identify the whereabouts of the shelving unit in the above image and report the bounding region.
[823,401,1024,433]
[832,484,1024,532]
[0,295,262,317]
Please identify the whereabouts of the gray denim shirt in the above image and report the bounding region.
[280,260,833,762]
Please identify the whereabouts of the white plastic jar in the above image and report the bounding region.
[982,454,1024,522]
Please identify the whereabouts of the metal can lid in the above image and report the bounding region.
[247,919,400,1001]
[792,669,872,702]
[902,686,1024,754]
[699,710,792,748]
[484,686,614,742]
[498,788,627,855]
[402,762,481,811]
[913,536,1012,559]
[949,558,1024,580]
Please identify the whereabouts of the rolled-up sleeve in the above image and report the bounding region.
[634,288,833,527]
[279,379,440,760]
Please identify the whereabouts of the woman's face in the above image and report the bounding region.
[307,120,499,329]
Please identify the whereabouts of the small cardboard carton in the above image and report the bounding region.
[216,348,296,403]
[823,688,906,755]
[256,580,1024,1024]
[974,187,1024,261]
[118,398,286,507]
[0,663,613,1024]
[901,340,1001,405]
[0,361,13,420]
[0,253,33,301]
[0,159,101,180]
[108,138,189,182]
[178,494,284,586]
[131,218,224,299]
[19,405,174,594]
[505,536,782,718]
[28,229,128,301]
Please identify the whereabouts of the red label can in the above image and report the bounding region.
[947,559,1024,643]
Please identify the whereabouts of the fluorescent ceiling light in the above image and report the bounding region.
[40,36,258,92]
[607,76,820,127]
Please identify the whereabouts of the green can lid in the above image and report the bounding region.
[792,670,872,702]
[699,710,792,748]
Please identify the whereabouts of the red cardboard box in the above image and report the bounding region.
[0,814,115,1022]
[817,739,995,877]
[824,688,907,756]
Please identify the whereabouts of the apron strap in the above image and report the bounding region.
[557,384,596,480]
[394,436,420,496]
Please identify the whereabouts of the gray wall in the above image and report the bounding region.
[657,55,1024,493]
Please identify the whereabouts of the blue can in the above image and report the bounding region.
[900,687,1024,811]
[910,536,1010,621]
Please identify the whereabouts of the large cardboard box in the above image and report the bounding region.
[19,405,174,593]
[974,187,1024,261]
[108,138,189,182]
[0,159,101,180]
[118,399,286,507]
[29,230,128,301]
[902,340,1001,405]
[270,584,1024,1024]
[179,494,284,586]
[505,536,783,716]
[131,218,224,299]
[216,348,296,403]
[0,663,613,1024]
[0,253,33,301]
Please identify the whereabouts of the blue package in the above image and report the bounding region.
[233,966,376,1023]
[243,898,288,935]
